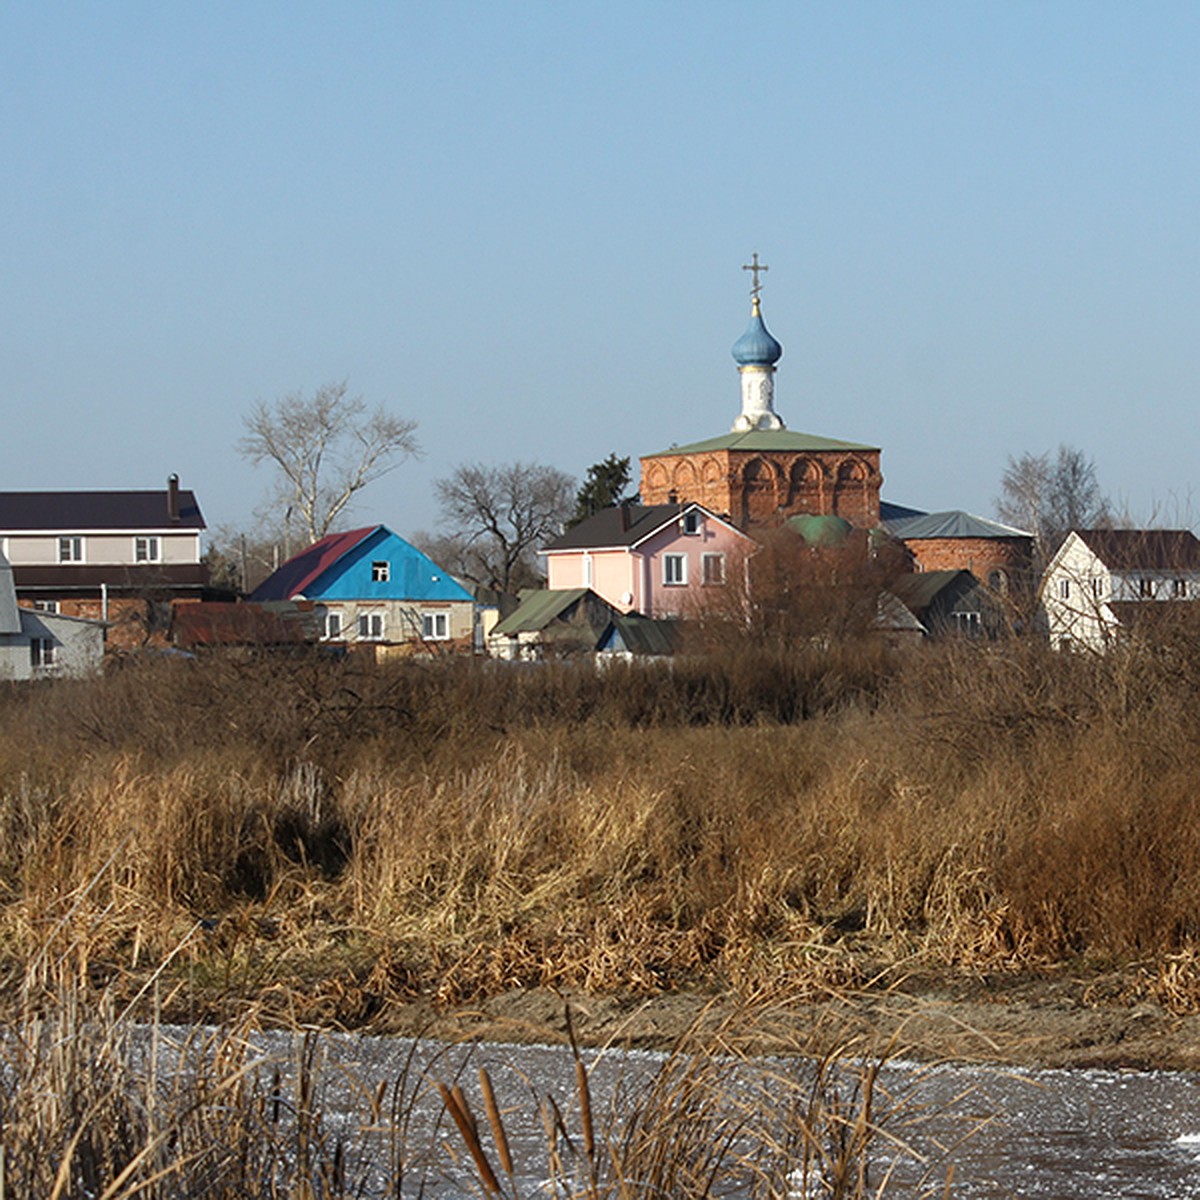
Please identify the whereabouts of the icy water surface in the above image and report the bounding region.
[159,1025,1200,1197]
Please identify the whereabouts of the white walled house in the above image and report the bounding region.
[1041,529,1200,650]
[0,549,103,679]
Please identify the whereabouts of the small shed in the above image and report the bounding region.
[488,589,623,660]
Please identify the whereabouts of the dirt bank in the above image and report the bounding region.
[348,973,1200,1072]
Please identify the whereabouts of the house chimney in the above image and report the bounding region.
[620,500,631,532]
[167,474,180,523]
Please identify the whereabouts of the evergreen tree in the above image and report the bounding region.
[569,454,633,527]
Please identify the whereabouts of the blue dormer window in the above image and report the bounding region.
[372,561,390,583]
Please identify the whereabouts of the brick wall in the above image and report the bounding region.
[906,537,1034,589]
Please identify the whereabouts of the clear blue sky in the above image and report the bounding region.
[3,2,1198,540]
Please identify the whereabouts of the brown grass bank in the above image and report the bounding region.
[3,629,1200,1031]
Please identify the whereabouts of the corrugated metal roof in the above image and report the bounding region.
[0,490,205,530]
[643,429,878,457]
[250,528,376,601]
[883,510,1032,540]
[174,602,320,647]
[491,589,590,636]
[1076,529,1200,570]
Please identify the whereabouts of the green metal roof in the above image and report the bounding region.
[644,428,878,457]
[785,513,854,546]
[491,588,590,636]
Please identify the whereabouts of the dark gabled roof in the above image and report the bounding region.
[10,564,210,594]
[598,613,681,656]
[544,504,685,551]
[0,489,205,530]
[883,510,1031,540]
[1075,529,1200,571]
[250,527,375,601]
[643,429,878,457]
[879,500,928,523]
[889,569,980,612]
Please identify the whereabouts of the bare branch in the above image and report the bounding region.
[238,381,419,543]
[433,461,575,592]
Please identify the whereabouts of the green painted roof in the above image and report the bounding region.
[786,513,853,546]
[644,428,878,457]
[491,588,590,636]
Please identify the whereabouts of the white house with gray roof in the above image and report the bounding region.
[0,549,104,679]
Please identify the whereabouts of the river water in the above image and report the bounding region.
[195,1026,1200,1198]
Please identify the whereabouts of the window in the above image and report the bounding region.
[663,554,687,585]
[1174,578,1189,598]
[322,611,343,640]
[701,552,726,585]
[58,536,83,563]
[135,536,161,563]
[951,612,981,638]
[33,600,59,613]
[1058,579,1070,599]
[1139,578,1156,599]
[371,560,390,583]
[358,612,385,641]
[683,510,701,535]
[988,570,1008,593]
[1092,577,1104,599]
[582,554,593,588]
[30,638,55,669]
[422,612,449,640]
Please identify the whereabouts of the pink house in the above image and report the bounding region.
[542,502,755,619]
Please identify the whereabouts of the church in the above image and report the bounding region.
[636,259,1033,591]
[638,260,882,529]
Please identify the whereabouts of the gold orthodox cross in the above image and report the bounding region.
[742,252,768,298]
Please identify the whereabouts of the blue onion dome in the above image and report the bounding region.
[731,297,783,366]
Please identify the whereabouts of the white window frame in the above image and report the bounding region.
[682,510,701,535]
[58,536,84,563]
[1091,577,1104,599]
[701,552,726,585]
[951,611,982,638]
[371,560,390,583]
[663,554,687,586]
[1173,578,1188,598]
[357,612,385,641]
[322,610,343,640]
[30,638,56,670]
[33,600,60,613]
[422,612,450,641]
[1139,577,1156,599]
[135,535,161,563]
[1058,578,1070,600]
[582,554,593,588]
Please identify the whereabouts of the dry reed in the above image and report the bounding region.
[1,625,1200,1016]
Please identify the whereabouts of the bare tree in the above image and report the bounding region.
[239,381,419,544]
[996,443,1109,561]
[431,461,575,592]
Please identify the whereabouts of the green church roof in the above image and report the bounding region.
[644,428,878,457]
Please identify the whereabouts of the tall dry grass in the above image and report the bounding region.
[3,622,1200,1015]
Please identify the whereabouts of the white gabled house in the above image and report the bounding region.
[1041,529,1200,651]
[0,548,104,679]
